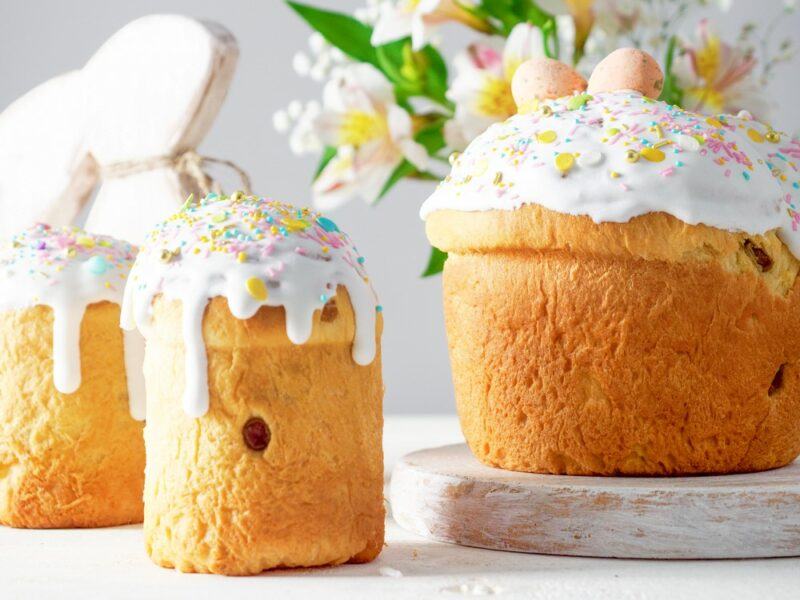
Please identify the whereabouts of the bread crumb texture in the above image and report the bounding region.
[143,290,384,575]
[0,302,144,527]
[430,205,800,475]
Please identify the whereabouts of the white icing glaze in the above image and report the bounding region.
[121,193,380,418]
[0,224,144,419]
[421,91,800,258]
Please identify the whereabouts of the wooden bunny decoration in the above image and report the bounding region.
[0,14,242,244]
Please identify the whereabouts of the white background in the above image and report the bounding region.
[1,0,798,414]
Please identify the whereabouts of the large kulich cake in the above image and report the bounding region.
[122,192,384,575]
[0,224,145,527]
[422,49,800,476]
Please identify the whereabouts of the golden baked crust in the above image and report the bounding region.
[143,289,384,575]
[427,205,800,296]
[0,302,145,527]
[430,205,800,475]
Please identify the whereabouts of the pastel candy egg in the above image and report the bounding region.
[511,57,588,109]
[587,48,664,98]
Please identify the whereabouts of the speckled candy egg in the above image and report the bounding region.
[511,57,588,110]
[587,48,664,98]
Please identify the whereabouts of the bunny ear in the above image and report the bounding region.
[0,71,97,238]
[82,15,239,243]
[83,15,239,162]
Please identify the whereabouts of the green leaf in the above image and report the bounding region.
[422,246,448,277]
[477,0,559,58]
[313,146,338,180]
[479,0,522,34]
[525,2,559,59]
[413,171,442,181]
[375,160,417,203]
[376,41,411,88]
[375,40,453,109]
[287,1,379,68]
[415,120,447,155]
[659,36,684,107]
[421,45,452,108]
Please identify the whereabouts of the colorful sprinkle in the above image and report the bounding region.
[577,150,603,167]
[625,149,640,163]
[245,277,268,302]
[567,93,592,110]
[317,216,340,232]
[84,255,110,275]
[640,147,666,163]
[677,134,700,152]
[555,153,575,175]
[537,130,558,144]
[747,128,765,144]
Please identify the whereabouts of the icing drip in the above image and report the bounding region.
[123,330,146,420]
[421,91,800,259]
[0,224,144,418]
[52,303,85,393]
[121,193,379,418]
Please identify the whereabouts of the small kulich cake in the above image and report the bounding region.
[122,192,384,575]
[422,48,800,476]
[0,224,145,527]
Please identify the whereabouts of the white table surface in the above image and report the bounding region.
[1,415,798,600]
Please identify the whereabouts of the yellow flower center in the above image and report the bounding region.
[337,111,389,147]
[402,0,423,14]
[474,76,517,119]
[694,33,721,84]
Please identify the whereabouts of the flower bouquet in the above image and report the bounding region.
[276,0,798,275]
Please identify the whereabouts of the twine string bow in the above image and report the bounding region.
[101,150,251,196]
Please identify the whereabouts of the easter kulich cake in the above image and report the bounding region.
[422,48,800,476]
[122,192,383,575]
[0,224,145,527]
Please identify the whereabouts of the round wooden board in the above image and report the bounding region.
[389,444,800,559]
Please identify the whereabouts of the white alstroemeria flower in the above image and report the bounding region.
[446,24,546,147]
[672,19,772,119]
[312,64,429,209]
[371,0,483,51]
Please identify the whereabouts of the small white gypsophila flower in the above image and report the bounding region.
[328,65,348,81]
[287,100,303,120]
[272,110,291,133]
[287,101,324,154]
[309,32,328,55]
[355,0,382,24]
[305,100,321,115]
[292,51,311,76]
[330,48,347,63]
[309,62,329,82]
[315,51,332,71]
